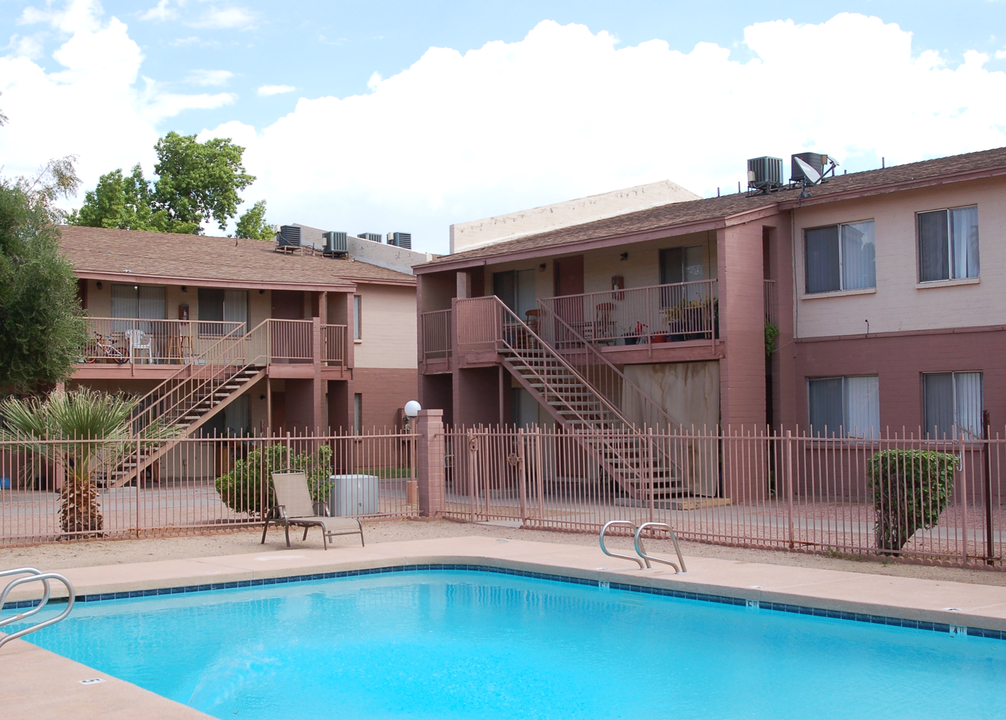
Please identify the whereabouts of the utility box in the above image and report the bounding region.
[328,474,379,516]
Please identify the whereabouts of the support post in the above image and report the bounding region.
[417,409,445,518]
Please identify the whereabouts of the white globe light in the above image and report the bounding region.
[404,400,422,418]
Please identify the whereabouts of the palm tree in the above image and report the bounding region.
[0,388,138,537]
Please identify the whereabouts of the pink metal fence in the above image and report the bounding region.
[0,431,418,547]
[443,425,1006,569]
[82,317,245,365]
[323,324,348,366]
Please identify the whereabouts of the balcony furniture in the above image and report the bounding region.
[123,329,153,363]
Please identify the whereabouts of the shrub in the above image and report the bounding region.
[866,449,955,554]
[215,443,333,519]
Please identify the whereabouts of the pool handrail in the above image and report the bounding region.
[599,520,645,568]
[634,522,687,573]
[0,567,76,650]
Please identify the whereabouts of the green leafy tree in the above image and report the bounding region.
[0,158,87,393]
[71,132,256,234]
[234,200,274,240]
[67,164,157,231]
[153,131,255,232]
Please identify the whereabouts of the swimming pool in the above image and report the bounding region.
[15,568,1006,719]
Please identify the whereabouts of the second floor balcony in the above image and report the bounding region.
[78,317,350,378]
[420,279,724,372]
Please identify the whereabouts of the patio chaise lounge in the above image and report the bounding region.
[261,471,365,550]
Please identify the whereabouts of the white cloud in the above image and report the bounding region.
[208,15,1006,252]
[188,5,258,30]
[7,33,47,60]
[366,72,382,90]
[4,11,1006,252]
[257,84,296,96]
[997,48,1006,59]
[0,0,236,205]
[19,0,103,34]
[187,68,235,86]
[139,0,178,22]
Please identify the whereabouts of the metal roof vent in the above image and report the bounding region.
[358,232,382,243]
[277,225,301,249]
[386,232,412,250]
[747,157,784,194]
[323,231,348,257]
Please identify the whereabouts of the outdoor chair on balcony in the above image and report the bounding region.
[123,329,153,363]
[262,471,365,550]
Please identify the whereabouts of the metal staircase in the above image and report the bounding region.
[108,321,272,487]
[457,296,683,502]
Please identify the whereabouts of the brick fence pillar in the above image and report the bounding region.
[417,409,445,517]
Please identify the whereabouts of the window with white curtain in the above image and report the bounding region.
[808,375,880,438]
[918,206,979,282]
[923,372,983,439]
[805,221,876,294]
[353,295,362,340]
[110,284,166,319]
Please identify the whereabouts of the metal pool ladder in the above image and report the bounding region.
[599,520,687,573]
[0,567,76,650]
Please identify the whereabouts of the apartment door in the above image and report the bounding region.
[493,269,536,323]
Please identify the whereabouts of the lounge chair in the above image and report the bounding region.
[261,471,365,550]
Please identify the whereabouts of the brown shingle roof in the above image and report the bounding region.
[59,226,415,289]
[421,146,1006,269]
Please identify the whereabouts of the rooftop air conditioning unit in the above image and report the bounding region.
[747,157,784,193]
[358,232,382,243]
[791,152,834,185]
[277,225,301,249]
[323,231,348,257]
[387,232,412,250]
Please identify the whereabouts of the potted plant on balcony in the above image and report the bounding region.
[660,306,683,342]
[622,321,648,345]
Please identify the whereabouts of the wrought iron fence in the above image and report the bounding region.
[0,430,418,547]
[443,424,1006,569]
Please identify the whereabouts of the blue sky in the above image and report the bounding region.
[2,1,1006,251]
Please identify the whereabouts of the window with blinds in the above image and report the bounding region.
[808,375,880,438]
[923,372,983,439]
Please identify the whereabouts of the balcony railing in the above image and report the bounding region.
[323,324,348,366]
[81,317,245,365]
[81,317,347,367]
[421,309,453,361]
[536,279,718,348]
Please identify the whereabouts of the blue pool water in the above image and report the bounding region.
[14,569,1006,719]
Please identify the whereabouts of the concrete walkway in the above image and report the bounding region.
[6,536,1006,719]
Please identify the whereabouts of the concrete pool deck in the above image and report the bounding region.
[6,535,1006,719]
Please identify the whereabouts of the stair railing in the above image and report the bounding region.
[534,301,682,432]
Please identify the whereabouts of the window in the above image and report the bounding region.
[918,206,979,282]
[923,372,983,439]
[202,395,250,437]
[808,375,879,438]
[804,221,875,294]
[110,284,166,334]
[660,246,705,285]
[198,288,248,335]
[353,393,363,434]
[353,295,362,340]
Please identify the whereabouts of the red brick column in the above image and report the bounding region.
[417,409,445,517]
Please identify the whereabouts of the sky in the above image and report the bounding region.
[2,0,1006,253]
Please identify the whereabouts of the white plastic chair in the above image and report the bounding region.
[124,329,153,363]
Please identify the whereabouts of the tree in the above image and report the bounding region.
[234,200,273,240]
[67,164,158,231]
[153,132,255,232]
[0,158,87,393]
[71,132,257,234]
[0,388,137,536]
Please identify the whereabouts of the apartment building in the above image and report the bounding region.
[61,225,420,438]
[415,146,1006,440]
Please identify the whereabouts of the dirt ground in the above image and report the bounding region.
[2,518,1006,588]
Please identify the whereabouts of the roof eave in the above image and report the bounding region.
[73,270,358,293]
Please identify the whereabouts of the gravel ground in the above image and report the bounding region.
[2,518,1006,587]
